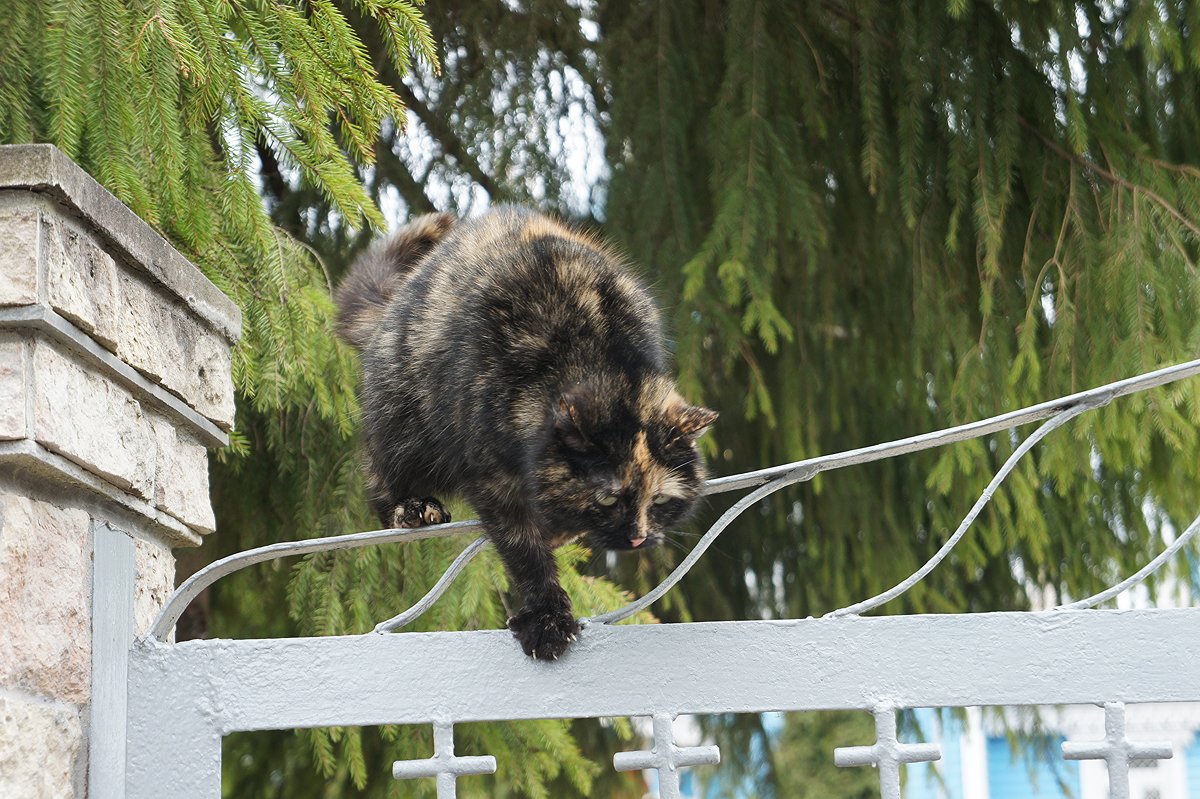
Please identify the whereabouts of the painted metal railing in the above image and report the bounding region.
[130,357,1200,799]
[150,357,1200,639]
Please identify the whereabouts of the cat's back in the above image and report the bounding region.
[383,207,667,382]
[348,206,678,495]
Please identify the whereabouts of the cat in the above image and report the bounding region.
[335,206,717,659]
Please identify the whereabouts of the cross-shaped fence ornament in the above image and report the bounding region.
[613,713,720,799]
[391,722,496,799]
[834,705,942,799]
[1061,702,1172,799]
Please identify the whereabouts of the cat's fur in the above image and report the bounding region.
[335,206,717,658]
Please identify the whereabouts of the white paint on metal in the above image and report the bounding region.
[375,537,488,633]
[147,519,484,641]
[1062,702,1173,799]
[703,357,1200,495]
[835,706,941,799]
[827,404,1091,617]
[1056,512,1200,611]
[126,608,1200,798]
[123,356,1200,799]
[612,714,720,799]
[147,357,1200,643]
[391,722,496,798]
[89,521,135,799]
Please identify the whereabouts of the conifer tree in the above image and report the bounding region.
[599,0,1200,618]
[8,1,1200,796]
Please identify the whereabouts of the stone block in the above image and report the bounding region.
[0,336,24,440]
[189,324,236,428]
[42,212,120,348]
[112,268,169,384]
[150,414,215,534]
[0,693,84,799]
[133,537,175,637]
[0,493,91,704]
[2,153,238,433]
[30,339,155,499]
[114,268,236,429]
[0,205,38,307]
[0,145,241,342]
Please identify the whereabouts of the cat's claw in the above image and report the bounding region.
[390,497,451,529]
[508,598,580,660]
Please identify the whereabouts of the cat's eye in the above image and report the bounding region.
[597,494,618,507]
[653,494,671,505]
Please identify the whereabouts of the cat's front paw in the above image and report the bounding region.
[507,599,580,660]
[390,497,451,528]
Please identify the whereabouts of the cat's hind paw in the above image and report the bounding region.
[389,497,452,528]
[507,601,581,660]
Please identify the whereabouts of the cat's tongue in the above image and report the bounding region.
[630,537,646,548]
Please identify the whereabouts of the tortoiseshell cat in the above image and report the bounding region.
[335,207,717,659]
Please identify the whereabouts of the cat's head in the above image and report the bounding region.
[533,381,717,550]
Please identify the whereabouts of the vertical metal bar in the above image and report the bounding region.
[1107,704,1131,799]
[90,521,135,799]
[652,715,681,799]
[875,711,901,799]
[391,721,495,796]
[1062,702,1172,799]
[126,639,224,799]
[613,713,718,798]
[435,723,457,799]
[835,706,940,799]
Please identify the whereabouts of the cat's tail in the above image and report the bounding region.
[334,212,456,349]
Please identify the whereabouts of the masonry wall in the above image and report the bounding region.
[0,145,239,798]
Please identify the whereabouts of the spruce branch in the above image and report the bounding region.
[1019,115,1200,239]
[392,80,508,200]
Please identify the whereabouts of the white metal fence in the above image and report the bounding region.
[125,358,1200,799]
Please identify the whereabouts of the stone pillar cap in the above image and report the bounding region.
[0,145,241,343]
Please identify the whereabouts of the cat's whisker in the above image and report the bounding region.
[662,460,700,478]
[659,538,691,555]
[662,531,740,564]
[580,548,604,574]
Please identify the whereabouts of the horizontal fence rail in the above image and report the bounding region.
[149,357,1200,642]
[128,609,1200,799]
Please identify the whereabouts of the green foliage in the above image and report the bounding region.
[772,712,879,799]
[600,0,1200,624]
[2,1,436,441]
[10,1,1200,796]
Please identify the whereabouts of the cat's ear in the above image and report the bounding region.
[669,404,719,443]
[554,385,596,451]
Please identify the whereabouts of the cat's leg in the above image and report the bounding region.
[366,460,452,528]
[483,509,580,659]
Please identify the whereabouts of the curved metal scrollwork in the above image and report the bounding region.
[147,358,1200,643]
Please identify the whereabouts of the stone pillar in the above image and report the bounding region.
[0,145,239,798]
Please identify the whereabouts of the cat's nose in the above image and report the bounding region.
[629,534,647,548]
